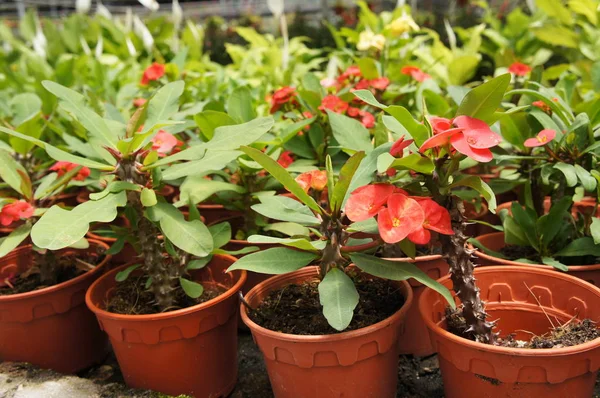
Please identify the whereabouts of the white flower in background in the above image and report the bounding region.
[124,8,133,32]
[32,18,47,58]
[133,15,154,52]
[267,0,284,16]
[387,14,419,37]
[95,34,103,59]
[357,30,385,51]
[76,0,92,13]
[80,36,91,55]
[172,0,183,30]
[96,0,112,19]
[320,78,337,88]
[126,37,137,56]
[137,0,160,11]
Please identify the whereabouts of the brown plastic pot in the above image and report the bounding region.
[384,255,449,356]
[86,254,246,397]
[497,198,599,217]
[0,241,111,373]
[242,266,413,398]
[474,232,600,286]
[420,265,600,397]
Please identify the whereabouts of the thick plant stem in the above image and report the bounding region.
[440,198,495,344]
[117,159,177,311]
[36,250,56,286]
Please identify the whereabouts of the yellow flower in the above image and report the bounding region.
[387,14,420,37]
[357,31,386,51]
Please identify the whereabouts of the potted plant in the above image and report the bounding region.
[228,147,454,397]
[1,80,273,397]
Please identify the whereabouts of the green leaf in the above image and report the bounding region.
[0,126,113,170]
[591,218,600,245]
[542,257,568,272]
[251,195,322,225]
[555,237,600,257]
[357,57,379,79]
[240,146,322,214]
[141,81,185,134]
[456,74,511,124]
[348,218,379,234]
[115,264,141,282]
[326,110,373,153]
[538,197,572,246]
[226,247,318,274]
[532,25,578,49]
[468,238,507,259]
[194,110,236,141]
[449,175,497,213]
[390,154,435,175]
[176,177,246,206]
[510,202,539,250]
[503,217,530,247]
[352,90,386,108]
[31,192,127,250]
[140,188,157,207]
[148,202,213,257]
[262,222,310,237]
[215,246,259,256]
[247,235,325,251]
[208,222,231,249]
[161,150,241,180]
[106,237,126,256]
[536,0,573,25]
[385,106,429,146]
[350,253,455,308]
[11,93,42,126]
[0,224,32,257]
[331,152,365,214]
[344,143,392,208]
[227,86,257,123]
[318,268,359,331]
[187,256,212,270]
[554,163,578,187]
[0,149,27,195]
[89,181,141,200]
[574,165,597,192]
[179,278,204,298]
[42,81,120,149]
[398,239,416,259]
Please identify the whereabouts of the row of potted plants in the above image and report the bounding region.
[1,2,600,397]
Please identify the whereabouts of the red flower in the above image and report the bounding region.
[532,100,551,114]
[407,198,453,244]
[369,77,390,91]
[401,66,431,82]
[390,136,414,157]
[295,170,328,192]
[319,95,349,114]
[337,65,362,84]
[0,201,34,226]
[508,62,531,76]
[270,86,297,113]
[133,98,147,107]
[277,151,294,168]
[354,79,371,90]
[151,130,178,155]
[346,184,395,222]
[524,129,556,147]
[419,116,501,163]
[359,111,375,128]
[377,194,425,244]
[140,63,165,85]
[429,117,453,134]
[347,107,360,117]
[49,161,90,181]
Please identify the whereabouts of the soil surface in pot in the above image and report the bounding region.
[446,308,600,349]
[0,253,102,295]
[106,276,225,315]
[500,244,600,266]
[249,274,404,335]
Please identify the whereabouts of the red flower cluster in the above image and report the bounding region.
[419,116,501,162]
[319,95,349,114]
[337,66,362,85]
[390,136,414,157]
[347,106,375,128]
[524,129,556,147]
[270,86,298,114]
[508,62,531,76]
[277,151,294,168]
[295,170,328,192]
[346,184,453,244]
[355,77,390,91]
[0,201,34,226]
[49,161,91,181]
[151,130,180,155]
[140,63,165,85]
[401,66,431,82]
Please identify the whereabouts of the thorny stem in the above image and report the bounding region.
[116,158,179,311]
[439,198,496,344]
[319,216,345,278]
[36,249,57,286]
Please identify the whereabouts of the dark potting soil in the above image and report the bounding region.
[0,253,101,295]
[105,275,224,315]
[446,307,600,349]
[248,274,404,335]
[501,244,600,266]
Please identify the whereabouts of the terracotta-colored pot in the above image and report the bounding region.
[420,265,600,397]
[0,241,111,373]
[86,215,136,266]
[242,266,413,398]
[86,254,246,397]
[473,232,600,286]
[463,200,490,237]
[497,198,599,217]
[384,255,449,356]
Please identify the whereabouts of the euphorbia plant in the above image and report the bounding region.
[227,147,454,331]
[0,81,274,311]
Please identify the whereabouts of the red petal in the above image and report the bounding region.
[419,128,463,152]
[377,194,425,243]
[450,134,494,162]
[408,228,431,245]
[346,184,395,222]
[453,116,501,149]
